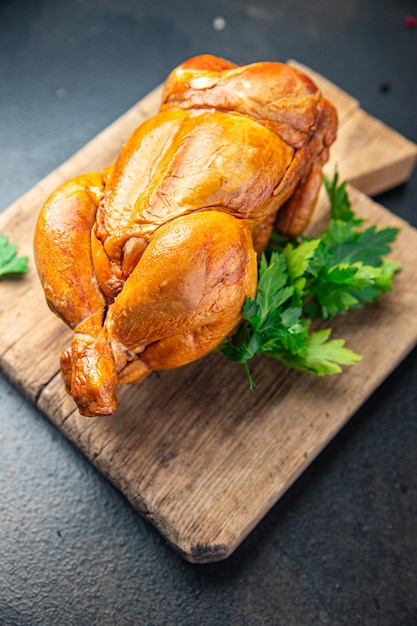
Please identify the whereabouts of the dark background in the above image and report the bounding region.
[1,1,417,624]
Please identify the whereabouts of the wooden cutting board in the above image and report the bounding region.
[1,64,417,563]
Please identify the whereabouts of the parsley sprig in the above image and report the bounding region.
[0,231,28,277]
[219,172,400,387]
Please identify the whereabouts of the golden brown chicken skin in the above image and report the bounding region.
[34,54,337,416]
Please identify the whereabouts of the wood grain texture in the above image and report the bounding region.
[1,65,417,562]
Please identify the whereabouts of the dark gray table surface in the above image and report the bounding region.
[1,1,417,624]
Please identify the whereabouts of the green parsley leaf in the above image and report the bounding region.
[0,231,28,277]
[324,171,357,223]
[333,224,399,267]
[304,172,401,319]
[273,328,362,376]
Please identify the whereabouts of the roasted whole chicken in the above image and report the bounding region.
[34,54,337,417]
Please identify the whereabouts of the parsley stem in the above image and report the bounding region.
[244,362,257,390]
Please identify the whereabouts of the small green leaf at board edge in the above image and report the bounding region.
[0,231,29,277]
